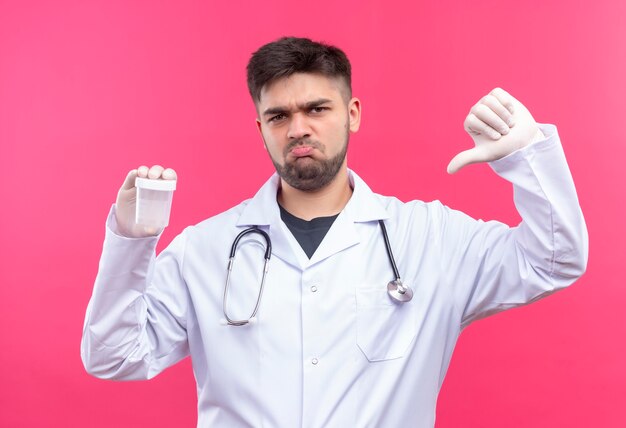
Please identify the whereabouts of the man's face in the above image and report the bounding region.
[255,73,361,191]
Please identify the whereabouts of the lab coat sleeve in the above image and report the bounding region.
[441,124,588,328]
[81,206,191,380]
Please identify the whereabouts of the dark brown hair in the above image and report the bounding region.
[246,37,352,103]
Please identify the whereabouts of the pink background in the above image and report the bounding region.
[1,1,624,426]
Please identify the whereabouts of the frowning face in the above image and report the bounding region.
[255,73,361,191]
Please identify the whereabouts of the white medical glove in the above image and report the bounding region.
[447,87,545,174]
[115,165,178,238]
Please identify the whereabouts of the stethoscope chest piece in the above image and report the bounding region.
[387,279,413,303]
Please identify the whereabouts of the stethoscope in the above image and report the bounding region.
[222,220,413,326]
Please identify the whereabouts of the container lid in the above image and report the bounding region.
[135,177,177,191]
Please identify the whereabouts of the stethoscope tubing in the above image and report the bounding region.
[378,220,401,281]
[222,220,412,326]
[222,227,272,326]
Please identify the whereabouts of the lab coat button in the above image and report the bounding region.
[310,285,318,292]
[311,357,319,365]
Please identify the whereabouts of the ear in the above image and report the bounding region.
[348,97,361,132]
[256,118,268,151]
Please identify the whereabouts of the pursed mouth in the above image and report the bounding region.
[290,145,315,157]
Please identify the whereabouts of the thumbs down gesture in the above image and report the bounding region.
[447,88,545,174]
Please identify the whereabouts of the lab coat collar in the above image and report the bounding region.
[343,170,390,223]
[236,170,389,269]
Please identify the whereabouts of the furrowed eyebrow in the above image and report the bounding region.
[262,98,333,117]
[301,98,333,110]
[262,106,288,117]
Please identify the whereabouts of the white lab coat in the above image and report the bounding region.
[81,124,588,428]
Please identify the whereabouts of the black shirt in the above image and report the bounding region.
[279,204,339,259]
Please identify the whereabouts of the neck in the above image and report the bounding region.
[277,167,352,221]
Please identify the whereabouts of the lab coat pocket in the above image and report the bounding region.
[356,288,417,362]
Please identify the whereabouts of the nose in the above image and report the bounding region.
[287,113,311,140]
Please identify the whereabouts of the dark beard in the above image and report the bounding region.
[271,136,348,192]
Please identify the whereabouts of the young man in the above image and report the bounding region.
[82,37,588,427]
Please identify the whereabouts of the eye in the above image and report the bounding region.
[268,113,286,123]
[310,106,328,114]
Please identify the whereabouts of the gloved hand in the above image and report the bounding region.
[115,165,177,238]
[447,88,545,174]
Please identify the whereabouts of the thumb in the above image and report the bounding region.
[446,147,488,174]
[121,169,138,190]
